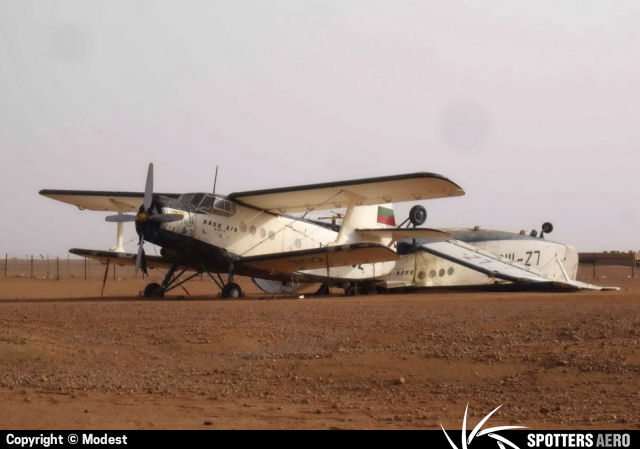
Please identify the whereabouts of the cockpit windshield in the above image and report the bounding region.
[177,193,236,216]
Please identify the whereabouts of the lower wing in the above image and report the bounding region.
[239,242,400,274]
[417,240,618,291]
[69,248,187,272]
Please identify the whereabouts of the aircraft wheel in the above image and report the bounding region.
[409,205,427,227]
[314,283,331,296]
[144,282,164,298]
[362,284,378,295]
[222,282,242,298]
[344,284,360,296]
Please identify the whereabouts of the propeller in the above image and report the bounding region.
[104,163,184,273]
[135,232,146,275]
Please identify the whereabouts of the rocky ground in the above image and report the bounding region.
[0,265,637,429]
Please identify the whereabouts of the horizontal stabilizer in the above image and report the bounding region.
[418,240,618,291]
[356,227,451,242]
[240,242,401,273]
[229,172,464,214]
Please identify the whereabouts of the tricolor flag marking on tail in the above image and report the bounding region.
[377,206,396,226]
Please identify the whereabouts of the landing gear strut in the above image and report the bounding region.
[142,262,243,299]
[201,262,243,299]
[143,262,203,298]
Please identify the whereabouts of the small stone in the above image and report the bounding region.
[204,421,213,426]
[395,377,406,385]
[539,408,550,414]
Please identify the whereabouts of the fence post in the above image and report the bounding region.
[68,253,70,277]
[56,257,60,280]
[47,253,50,276]
[632,251,635,279]
[30,255,33,278]
[84,258,87,280]
[4,253,6,277]
[593,252,596,278]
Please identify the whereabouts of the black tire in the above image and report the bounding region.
[222,282,242,299]
[344,284,360,296]
[144,282,164,298]
[409,205,427,227]
[362,284,378,295]
[313,283,331,296]
[542,222,554,234]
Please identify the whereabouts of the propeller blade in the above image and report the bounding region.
[143,163,154,212]
[135,236,144,274]
[149,214,184,223]
[105,215,137,223]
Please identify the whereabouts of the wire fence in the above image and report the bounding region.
[2,252,637,281]
[2,254,143,280]
[578,252,638,279]
[1,254,212,283]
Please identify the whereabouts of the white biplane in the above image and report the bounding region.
[40,164,615,298]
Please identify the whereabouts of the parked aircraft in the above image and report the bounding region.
[40,164,615,298]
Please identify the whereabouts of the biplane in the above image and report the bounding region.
[40,164,616,298]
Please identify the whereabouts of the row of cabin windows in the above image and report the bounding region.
[178,193,236,216]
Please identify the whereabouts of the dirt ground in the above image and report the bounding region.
[0,263,638,430]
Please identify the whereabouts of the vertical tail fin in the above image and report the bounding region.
[335,203,396,245]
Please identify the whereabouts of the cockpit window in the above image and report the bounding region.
[199,195,216,211]
[178,193,194,205]
[179,193,236,216]
[190,193,205,207]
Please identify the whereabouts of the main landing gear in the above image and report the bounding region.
[343,282,378,297]
[142,262,243,299]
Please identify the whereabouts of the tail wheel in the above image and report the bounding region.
[409,205,427,227]
[222,282,242,299]
[144,282,164,298]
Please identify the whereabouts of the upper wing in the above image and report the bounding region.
[228,172,464,214]
[39,190,180,212]
[419,240,618,291]
[239,242,401,273]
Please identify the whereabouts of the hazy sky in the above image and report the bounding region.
[1,0,638,256]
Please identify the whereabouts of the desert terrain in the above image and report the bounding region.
[0,260,638,430]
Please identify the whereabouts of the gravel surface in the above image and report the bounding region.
[0,266,637,429]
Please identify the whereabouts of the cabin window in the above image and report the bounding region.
[239,223,247,233]
[260,228,266,238]
[268,231,275,240]
[250,225,256,235]
[210,199,236,217]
